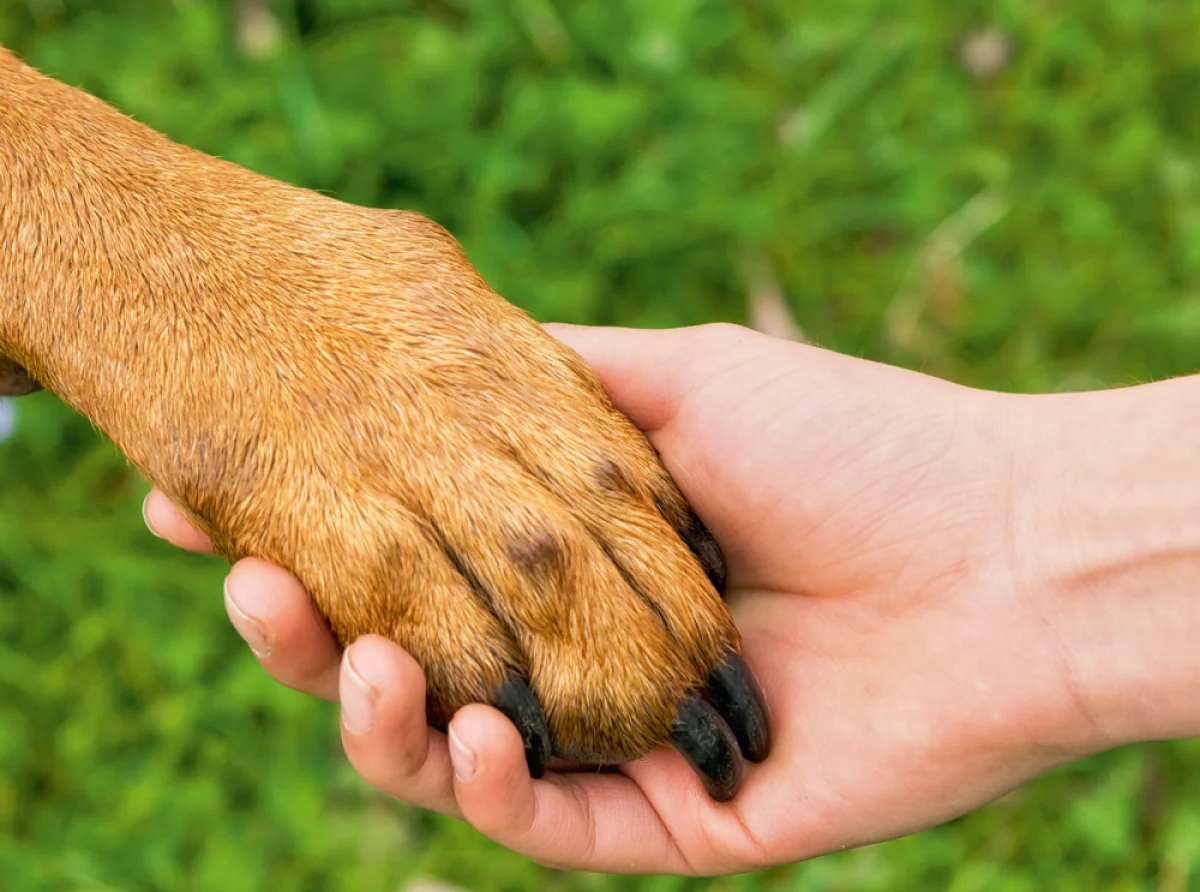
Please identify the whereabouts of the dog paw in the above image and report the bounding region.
[81,206,771,799]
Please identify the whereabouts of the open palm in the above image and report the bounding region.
[147,323,1096,874]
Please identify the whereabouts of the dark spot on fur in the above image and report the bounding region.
[508,529,563,575]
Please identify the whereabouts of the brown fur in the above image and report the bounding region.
[0,47,738,762]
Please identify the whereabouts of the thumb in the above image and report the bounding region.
[544,322,757,434]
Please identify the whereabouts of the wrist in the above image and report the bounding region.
[1010,378,1200,750]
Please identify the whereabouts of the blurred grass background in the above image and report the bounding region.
[2,0,1200,888]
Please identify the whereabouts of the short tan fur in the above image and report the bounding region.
[0,48,741,765]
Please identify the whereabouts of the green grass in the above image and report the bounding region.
[2,0,1200,888]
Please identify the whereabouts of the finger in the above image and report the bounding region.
[225,558,342,701]
[543,322,765,435]
[340,635,461,816]
[448,705,693,873]
[143,489,217,554]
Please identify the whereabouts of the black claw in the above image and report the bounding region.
[679,511,727,595]
[669,696,743,802]
[706,653,772,763]
[494,676,552,779]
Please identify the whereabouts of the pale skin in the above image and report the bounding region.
[144,322,1200,875]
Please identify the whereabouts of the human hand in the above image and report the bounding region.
[144,322,1187,874]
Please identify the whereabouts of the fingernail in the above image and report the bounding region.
[143,494,163,539]
[448,725,476,783]
[341,647,377,736]
[223,576,271,658]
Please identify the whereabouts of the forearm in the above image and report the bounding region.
[0,46,199,394]
[0,47,329,436]
[1012,376,1200,748]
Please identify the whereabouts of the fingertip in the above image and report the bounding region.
[339,636,461,816]
[226,557,342,700]
[340,636,426,751]
[141,490,167,536]
[344,634,426,692]
[450,704,538,832]
[340,635,429,737]
[447,724,476,783]
[226,556,310,605]
[142,489,216,553]
[450,703,528,782]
